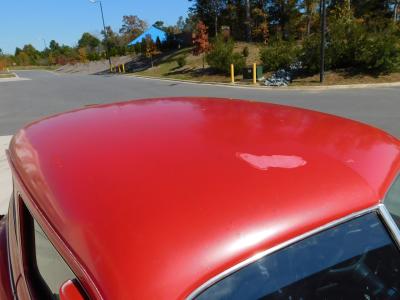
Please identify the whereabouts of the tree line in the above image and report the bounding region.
[190,0,400,73]
[0,15,192,67]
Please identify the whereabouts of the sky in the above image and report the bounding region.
[0,0,191,54]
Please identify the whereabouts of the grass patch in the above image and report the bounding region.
[291,70,400,86]
[133,46,256,83]
[10,65,58,71]
[0,73,16,78]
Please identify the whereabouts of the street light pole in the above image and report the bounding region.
[89,0,112,71]
[319,0,326,83]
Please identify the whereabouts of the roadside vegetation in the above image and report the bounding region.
[1,0,400,85]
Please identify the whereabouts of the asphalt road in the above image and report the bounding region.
[1,70,399,137]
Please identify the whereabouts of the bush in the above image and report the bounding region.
[177,56,187,68]
[260,40,300,71]
[355,29,400,73]
[301,34,324,73]
[206,37,246,74]
[301,19,400,74]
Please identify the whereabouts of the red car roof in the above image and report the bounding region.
[9,98,400,299]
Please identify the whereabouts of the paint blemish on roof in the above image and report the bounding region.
[237,153,307,171]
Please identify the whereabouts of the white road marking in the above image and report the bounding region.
[0,135,13,215]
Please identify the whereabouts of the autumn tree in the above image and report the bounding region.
[189,0,225,36]
[251,1,269,43]
[192,21,210,68]
[145,35,157,68]
[303,0,319,35]
[119,15,148,43]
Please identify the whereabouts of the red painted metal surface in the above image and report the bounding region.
[59,280,85,300]
[0,217,14,299]
[8,98,400,299]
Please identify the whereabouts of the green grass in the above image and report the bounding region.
[0,73,16,78]
[10,65,58,71]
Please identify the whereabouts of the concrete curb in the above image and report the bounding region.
[125,74,400,91]
[0,72,31,83]
[0,136,12,215]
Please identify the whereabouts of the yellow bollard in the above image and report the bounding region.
[118,65,121,73]
[110,65,114,73]
[253,63,257,84]
[122,64,125,73]
[230,64,235,84]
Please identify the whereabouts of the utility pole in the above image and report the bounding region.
[319,0,326,83]
[89,0,112,71]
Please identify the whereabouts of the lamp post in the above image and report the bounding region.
[89,0,112,71]
[319,0,326,83]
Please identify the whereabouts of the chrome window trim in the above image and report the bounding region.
[378,204,400,248]
[187,205,380,300]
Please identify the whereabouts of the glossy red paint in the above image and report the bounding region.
[8,98,400,299]
[0,217,13,299]
[59,280,85,300]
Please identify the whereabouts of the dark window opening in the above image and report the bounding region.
[196,213,400,300]
[20,203,86,300]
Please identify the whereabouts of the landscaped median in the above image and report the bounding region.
[127,66,400,89]
[123,44,400,88]
[0,72,16,79]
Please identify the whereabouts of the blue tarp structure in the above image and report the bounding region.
[128,26,168,45]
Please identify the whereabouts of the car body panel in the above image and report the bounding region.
[0,216,14,299]
[7,98,400,299]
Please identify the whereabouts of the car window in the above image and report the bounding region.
[196,213,400,300]
[385,175,400,227]
[34,219,77,297]
[22,204,84,300]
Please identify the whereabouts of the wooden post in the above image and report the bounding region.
[230,64,235,84]
[253,63,257,84]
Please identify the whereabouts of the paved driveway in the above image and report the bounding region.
[1,70,399,137]
[0,70,399,213]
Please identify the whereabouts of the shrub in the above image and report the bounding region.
[206,37,246,74]
[177,56,187,68]
[355,29,400,73]
[260,40,300,71]
[301,18,400,74]
[301,34,325,73]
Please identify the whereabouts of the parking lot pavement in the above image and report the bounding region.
[0,136,13,215]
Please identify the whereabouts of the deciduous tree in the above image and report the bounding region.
[192,21,210,68]
[119,15,148,42]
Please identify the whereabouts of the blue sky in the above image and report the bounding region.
[0,0,191,54]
